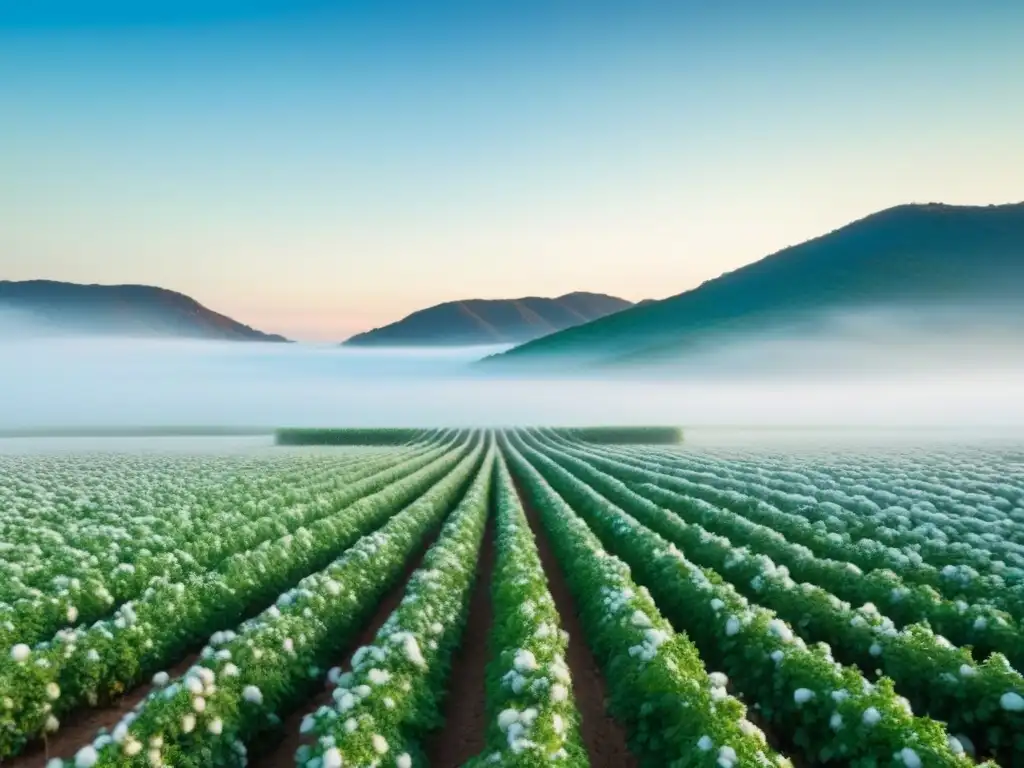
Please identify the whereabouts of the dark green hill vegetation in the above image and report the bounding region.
[0,280,289,341]
[481,203,1024,370]
[343,292,632,346]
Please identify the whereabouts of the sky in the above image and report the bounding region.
[2,1,1023,341]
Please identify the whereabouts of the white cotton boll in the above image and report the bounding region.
[697,735,713,751]
[708,672,728,688]
[396,754,412,768]
[862,707,882,726]
[725,617,741,636]
[498,709,520,732]
[337,692,356,712]
[302,715,318,733]
[947,735,964,755]
[550,684,568,703]
[152,671,170,687]
[10,644,30,663]
[403,636,426,667]
[770,650,784,664]
[344,718,358,733]
[243,685,263,705]
[46,683,61,700]
[829,713,843,731]
[974,617,988,630]
[45,715,60,733]
[899,748,922,768]
[186,677,204,695]
[954,733,975,757]
[1000,692,1024,711]
[552,714,565,734]
[869,643,882,657]
[793,688,814,705]
[327,667,342,685]
[181,714,196,733]
[710,687,727,702]
[74,746,99,768]
[113,723,129,743]
[959,664,976,677]
[630,610,652,628]
[222,663,240,677]
[718,745,737,766]
[514,650,539,673]
[47,760,63,768]
[283,638,295,654]
[123,738,142,757]
[192,696,206,713]
[67,606,79,623]
[710,599,724,611]
[322,748,343,768]
[354,685,371,698]
[367,669,391,686]
[207,718,223,736]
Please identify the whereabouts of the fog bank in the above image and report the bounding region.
[0,334,1022,431]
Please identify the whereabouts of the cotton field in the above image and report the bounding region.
[1,429,1022,767]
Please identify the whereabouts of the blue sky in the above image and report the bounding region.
[2,1,1022,340]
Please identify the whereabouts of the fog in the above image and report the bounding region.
[1,312,1022,434]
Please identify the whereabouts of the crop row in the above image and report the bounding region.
[511,432,985,766]
[0,438,474,759]
[526,433,1024,761]
[46,438,486,766]
[503,434,793,767]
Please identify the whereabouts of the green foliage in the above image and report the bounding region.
[552,426,683,445]
[275,428,432,446]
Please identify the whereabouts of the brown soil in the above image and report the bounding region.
[515,481,639,768]
[4,653,200,768]
[424,512,496,767]
[249,529,440,768]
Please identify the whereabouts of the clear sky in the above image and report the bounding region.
[2,1,1022,341]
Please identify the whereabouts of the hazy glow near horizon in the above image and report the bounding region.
[1,339,1022,430]
[2,1,1023,341]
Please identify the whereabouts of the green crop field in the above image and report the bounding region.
[1,428,1022,767]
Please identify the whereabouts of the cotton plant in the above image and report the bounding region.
[302,445,495,768]
[466,452,587,767]
[512,433,992,767]
[504,437,789,767]
[23,442,482,766]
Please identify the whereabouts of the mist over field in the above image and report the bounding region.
[1,310,1022,433]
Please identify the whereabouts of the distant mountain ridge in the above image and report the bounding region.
[343,292,633,346]
[482,202,1024,369]
[0,280,289,341]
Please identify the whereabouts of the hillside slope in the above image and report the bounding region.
[482,203,1024,369]
[0,280,289,341]
[343,292,633,346]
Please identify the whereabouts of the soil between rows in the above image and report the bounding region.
[514,480,639,768]
[249,519,443,768]
[423,509,496,767]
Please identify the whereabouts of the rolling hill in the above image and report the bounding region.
[0,280,289,341]
[342,292,633,346]
[481,202,1024,370]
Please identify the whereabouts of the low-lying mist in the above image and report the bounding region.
[1,305,1022,433]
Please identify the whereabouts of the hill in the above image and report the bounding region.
[481,203,1024,370]
[342,292,633,347]
[0,280,289,341]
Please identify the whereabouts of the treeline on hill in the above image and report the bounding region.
[550,426,683,444]
[274,426,683,446]
[274,427,430,446]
